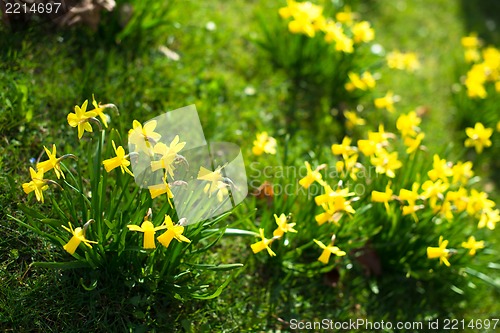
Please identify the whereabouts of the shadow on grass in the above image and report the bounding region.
[460,0,500,44]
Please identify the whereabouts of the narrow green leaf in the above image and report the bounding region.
[32,261,90,269]
[186,263,244,272]
[18,204,46,219]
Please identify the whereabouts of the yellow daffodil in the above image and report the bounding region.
[67,100,97,139]
[335,6,357,25]
[465,64,487,98]
[352,21,374,43]
[386,51,420,72]
[478,208,499,230]
[313,239,346,264]
[461,34,481,49]
[370,150,402,178]
[279,0,325,37]
[461,236,484,256]
[315,185,355,206]
[198,164,230,202]
[331,136,356,157]
[427,236,451,267]
[62,221,97,255]
[427,154,453,182]
[344,111,366,129]
[345,73,364,91]
[421,179,449,209]
[368,124,395,145]
[156,215,191,248]
[128,120,162,155]
[464,122,493,154]
[451,161,474,185]
[252,132,277,156]
[371,182,393,212]
[315,197,356,225]
[103,140,134,176]
[151,135,186,177]
[445,187,469,213]
[396,111,421,138]
[250,228,276,257]
[323,21,353,53]
[127,220,168,249]
[36,144,65,179]
[299,161,324,189]
[273,213,297,237]
[467,189,495,216]
[336,153,362,180]
[374,91,397,113]
[148,176,174,208]
[398,183,423,222]
[404,133,425,154]
[357,139,379,157]
[91,94,109,128]
[464,48,480,63]
[22,167,49,203]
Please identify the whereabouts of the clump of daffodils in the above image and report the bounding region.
[22,96,233,257]
[279,1,374,53]
[248,106,496,273]
[460,34,500,99]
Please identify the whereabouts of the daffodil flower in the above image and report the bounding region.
[404,133,425,154]
[273,213,297,237]
[151,135,186,177]
[352,21,374,44]
[250,228,276,257]
[427,236,451,267]
[22,167,49,203]
[370,150,402,178]
[344,111,366,129]
[313,239,346,265]
[62,221,97,255]
[298,161,325,189]
[103,140,134,176]
[371,182,393,213]
[67,100,97,139]
[396,111,421,138]
[386,51,420,72]
[91,94,109,128]
[36,144,66,179]
[127,220,167,249]
[464,122,493,154]
[461,236,484,256]
[148,176,174,207]
[128,120,162,155]
[156,215,191,248]
[427,154,453,181]
[478,208,499,230]
[197,165,232,202]
[252,132,277,156]
[331,136,357,157]
[374,91,397,113]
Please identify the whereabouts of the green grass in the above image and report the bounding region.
[1,0,499,331]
